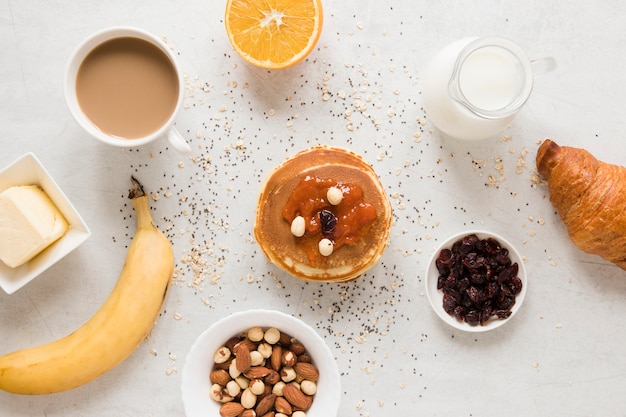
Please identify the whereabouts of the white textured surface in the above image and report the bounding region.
[1,0,626,416]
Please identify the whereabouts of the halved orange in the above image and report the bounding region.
[225,0,323,69]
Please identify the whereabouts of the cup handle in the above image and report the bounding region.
[531,57,557,77]
[167,127,191,154]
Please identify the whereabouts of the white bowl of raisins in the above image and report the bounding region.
[426,230,527,332]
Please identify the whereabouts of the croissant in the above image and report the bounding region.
[536,139,626,270]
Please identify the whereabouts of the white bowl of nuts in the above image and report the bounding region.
[425,230,527,333]
[181,309,341,417]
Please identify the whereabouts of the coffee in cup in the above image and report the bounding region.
[64,27,190,153]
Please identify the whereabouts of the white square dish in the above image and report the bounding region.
[0,153,91,294]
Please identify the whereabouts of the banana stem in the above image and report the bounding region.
[128,177,155,230]
[128,176,146,199]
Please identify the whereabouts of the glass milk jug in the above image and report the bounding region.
[422,36,555,141]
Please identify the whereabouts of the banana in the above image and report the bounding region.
[0,177,174,395]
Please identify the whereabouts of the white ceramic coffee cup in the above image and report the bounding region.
[64,26,190,153]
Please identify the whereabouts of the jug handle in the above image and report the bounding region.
[531,57,557,77]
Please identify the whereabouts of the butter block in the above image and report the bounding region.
[0,185,69,268]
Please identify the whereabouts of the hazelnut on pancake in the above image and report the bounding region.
[254,146,392,282]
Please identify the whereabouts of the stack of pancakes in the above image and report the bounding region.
[254,146,392,282]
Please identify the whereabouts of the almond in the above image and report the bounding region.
[235,344,252,373]
[263,369,280,385]
[235,338,258,353]
[278,331,293,346]
[282,384,313,411]
[270,345,282,371]
[254,393,276,416]
[293,362,319,382]
[225,336,242,352]
[210,369,232,387]
[244,366,272,379]
[213,357,233,370]
[296,353,312,364]
[274,396,293,415]
[290,341,306,356]
[219,401,244,417]
[240,410,256,417]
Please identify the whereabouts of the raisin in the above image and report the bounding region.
[466,286,481,304]
[486,282,499,299]
[442,294,458,314]
[496,248,511,266]
[437,275,446,290]
[453,306,466,321]
[496,309,512,319]
[510,277,523,295]
[479,304,493,325]
[462,252,480,269]
[319,209,337,238]
[465,310,480,326]
[470,272,486,286]
[456,277,470,293]
[435,248,453,275]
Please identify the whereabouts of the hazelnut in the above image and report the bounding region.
[300,380,317,395]
[290,216,306,237]
[241,388,257,409]
[250,350,265,366]
[229,358,242,379]
[209,383,234,403]
[281,350,297,367]
[264,327,281,345]
[247,327,265,342]
[272,381,286,396]
[214,346,231,364]
[257,342,273,359]
[249,378,265,395]
[226,380,241,397]
[280,366,297,382]
[318,238,334,256]
[327,186,343,205]
[235,375,250,389]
